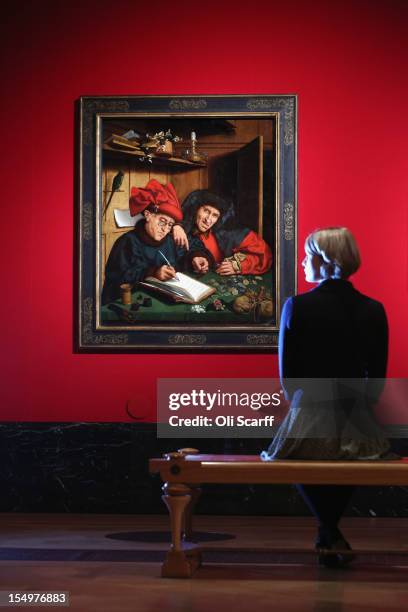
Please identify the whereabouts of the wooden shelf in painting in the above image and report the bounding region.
[103,144,207,168]
[104,134,142,150]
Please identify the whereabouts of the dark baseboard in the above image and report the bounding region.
[0,423,407,516]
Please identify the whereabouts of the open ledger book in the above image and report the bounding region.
[139,272,215,304]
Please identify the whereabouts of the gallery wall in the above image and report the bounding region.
[1,0,407,422]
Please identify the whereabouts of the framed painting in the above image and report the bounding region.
[77,95,297,351]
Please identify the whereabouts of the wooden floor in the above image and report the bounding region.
[0,514,407,611]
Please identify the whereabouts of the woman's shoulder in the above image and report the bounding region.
[289,282,387,321]
[353,289,387,319]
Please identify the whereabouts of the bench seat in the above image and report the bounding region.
[149,449,408,577]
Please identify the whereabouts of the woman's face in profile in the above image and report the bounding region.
[302,247,322,283]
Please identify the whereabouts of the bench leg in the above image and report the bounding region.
[161,483,201,578]
[183,485,202,541]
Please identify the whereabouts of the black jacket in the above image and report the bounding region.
[279,279,388,400]
[261,279,392,460]
[280,279,388,377]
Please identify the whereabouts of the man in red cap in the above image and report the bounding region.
[102,179,185,305]
[174,190,272,276]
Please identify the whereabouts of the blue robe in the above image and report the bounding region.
[102,222,186,305]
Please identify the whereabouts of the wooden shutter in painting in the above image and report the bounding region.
[236,135,263,236]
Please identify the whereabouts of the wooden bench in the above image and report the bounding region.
[149,448,408,577]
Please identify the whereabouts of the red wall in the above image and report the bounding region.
[1,0,407,421]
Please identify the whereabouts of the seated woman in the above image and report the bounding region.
[262,227,395,568]
[102,179,185,305]
[173,190,272,276]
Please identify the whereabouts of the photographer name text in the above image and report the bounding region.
[168,415,275,427]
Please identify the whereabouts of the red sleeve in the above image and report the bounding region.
[232,230,273,274]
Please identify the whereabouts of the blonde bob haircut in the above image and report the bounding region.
[305,227,361,280]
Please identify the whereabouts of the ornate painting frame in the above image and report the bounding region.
[77,95,297,351]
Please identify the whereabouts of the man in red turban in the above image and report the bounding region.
[102,179,185,305]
